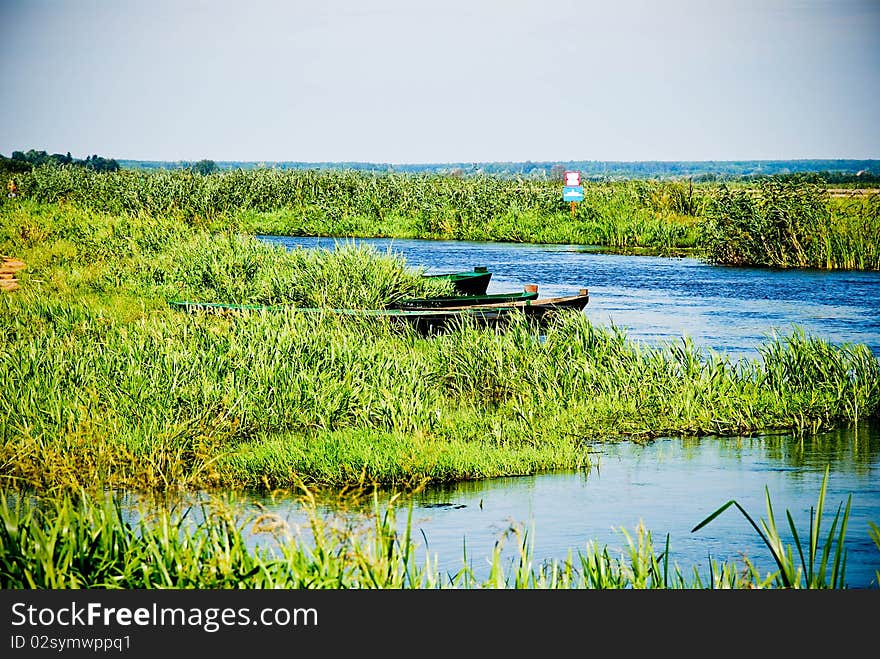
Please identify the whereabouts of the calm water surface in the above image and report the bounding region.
[240,236,880,586]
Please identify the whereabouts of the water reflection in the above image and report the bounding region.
[393,425,880,588]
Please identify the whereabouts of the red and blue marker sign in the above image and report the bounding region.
[563,171,583,202]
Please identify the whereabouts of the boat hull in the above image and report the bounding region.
[393,288,538,310]
[423,267,491,295]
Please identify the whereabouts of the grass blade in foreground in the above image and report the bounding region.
[691,466,853,588]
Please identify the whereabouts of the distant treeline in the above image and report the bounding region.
[4,147,878,182]
[118,157,880,182]
[5,164,878,270]
[1,149,119,173]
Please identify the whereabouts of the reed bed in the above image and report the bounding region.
[4,167,708,252]
[1,199,878,492]
[8,167,879,267]
[2,473,871,589]
[0,200,451,308]
[9,164,704,221]
[2,291,877,492]
[143,235,453,308]
[3,182,878,591]
[701,177,880,269]
[5,168,878,268]
[1,199,877,590]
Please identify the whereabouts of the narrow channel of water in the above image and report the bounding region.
[132,423,879,587]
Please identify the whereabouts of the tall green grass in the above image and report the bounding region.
[4,167,707,252]
[692,466,851,588]
[6,168,878,267]
[1,200,877,493]
[0,200,451,308]
[2,293,877,492]
[1,196,877,589]
[701,176,880,269]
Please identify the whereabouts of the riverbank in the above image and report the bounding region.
[2,466,874,589]
[5,166,879,269]
[2,199,879,590]
[1,201,878,494]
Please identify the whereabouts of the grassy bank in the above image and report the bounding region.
[5,165,879,267]
[2,200,878,590]
[2,299,877,492]
[1,201,878,494]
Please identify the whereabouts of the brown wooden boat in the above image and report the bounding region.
[392,286,539,310]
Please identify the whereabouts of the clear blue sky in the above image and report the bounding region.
[2,0,878,163]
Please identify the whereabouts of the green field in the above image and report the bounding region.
[2,199,877,494]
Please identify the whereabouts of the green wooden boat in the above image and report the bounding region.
[393,286,539,310]
[422,266,491,295]
[429,289,590,313]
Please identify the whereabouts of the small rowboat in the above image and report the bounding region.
[399,288,590,333]
[393,286,539,310]
[422,266,491,295]
[434,288,590,319]
[167,288,589,336]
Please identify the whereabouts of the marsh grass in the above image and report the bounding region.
[1,200,878,492]
[692,466,852,588]
[870,522,880,585]
[146,234,453,308]
[0,200,452,309]
[2,294,877,492]
[6,168,877,267]
[2,177,877,590]
[6,167,709,252]
[701,177,880,269]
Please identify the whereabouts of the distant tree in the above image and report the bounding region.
[83,154,120,172]
[47,152,73,166]
[0,154,32,174]
[549,164,566,181]
[191,159,218,175]
[16,149,49,166]
[5,149,118,172]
